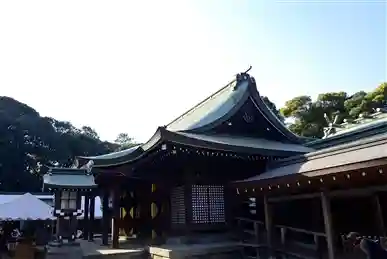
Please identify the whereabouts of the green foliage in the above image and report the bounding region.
[114,133,138,151]
[0,97,118,192]
[262,96,284,122]
[280,82,387,138]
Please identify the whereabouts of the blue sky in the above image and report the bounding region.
[0,0,385,142]
[194,0,386,96]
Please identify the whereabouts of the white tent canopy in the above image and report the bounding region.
[0,193,55,220]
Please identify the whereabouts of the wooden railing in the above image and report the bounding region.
[235,217,326,259]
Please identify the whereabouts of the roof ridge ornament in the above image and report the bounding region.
[235,66,252,90]
[323,113,340,138]
[243,66,252,74]
[71,159,79,169]
[81,160,94,175]
[323,105,387,138]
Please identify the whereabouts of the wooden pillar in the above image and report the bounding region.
[83,193,90,240]
[54,190,61,238]
[224,187,232,225]
[112,189,120,249]
[373,193,386,236]
[138,182,152,239]
[88,195,95,241]
[56,218,60,238]
[321,192,335,259]
[102,190,110,246]
[263,195,273,256]
[161,184,171,237]
[184,184,192,235]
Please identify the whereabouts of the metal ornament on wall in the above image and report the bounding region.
[108,192,114,209]
[243,112,254,123]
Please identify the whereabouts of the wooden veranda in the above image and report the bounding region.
[233,134,387,259]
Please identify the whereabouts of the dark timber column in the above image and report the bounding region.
[184,184,193,235]
[138,182,152,239]
[54,190,61,237]
[102,190,110,246]
[263,195,273,256]
[112,189,120,249]
[373,193,386,236]
[83,193,90,240]
[88,194,95,241]
[321,192,335,259]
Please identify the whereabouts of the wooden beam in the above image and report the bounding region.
[83,193,90,240]
[269,193,320,203]
[268,184,387,203]
[102,190,110,246]
[112,189,120,249]
[321,192,335,259]
[263,195,273,256]
[88,195,95,241]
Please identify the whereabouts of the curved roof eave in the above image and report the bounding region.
[79,127,164,168]
[165,76,250,133]
[82,125,311,169]
[79,145,141,160]
[164,71,303,144]
[163,130,313,156]
[77,69,305,169]
[246,78,304,144]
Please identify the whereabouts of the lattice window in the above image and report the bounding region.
[171,186,186,225]
[60,191,77,210]
[191,185,225,224]
[208,185,225,223]
[192,185,209,223]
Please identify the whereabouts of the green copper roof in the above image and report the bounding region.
[78,127,312,168]
[164,71,301,143]
[77,70,306,168]
[166,79,247,132]
[176,132,313,154]
[325,110,387,138]
[308,109,387,149]
[237,133,387,183]
[82,145,140,160]
[43,168,97,189]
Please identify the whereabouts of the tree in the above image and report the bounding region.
[280,82,387,138]
[0,96,116,192]
[262,96,284,122]
[344,91,367,118]
[114,133,137,151]
[280,95,325,138]
[81,126,100,140]
[364,82,387,110]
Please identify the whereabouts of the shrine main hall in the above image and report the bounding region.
[44,69,387,259]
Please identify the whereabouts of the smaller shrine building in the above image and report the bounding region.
[234,108,387,259]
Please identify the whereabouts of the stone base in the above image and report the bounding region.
[148,242,243,259]
[165,232,236,245]
[79,239,146,259]
[49,240,80,247]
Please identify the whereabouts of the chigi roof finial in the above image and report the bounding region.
[243,66,252,74]
[323,113,340,138]
[323,105,387,138]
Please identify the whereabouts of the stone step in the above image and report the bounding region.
[166,233,234,245]
[82,251,147,259]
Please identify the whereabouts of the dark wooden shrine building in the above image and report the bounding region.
[46,70,315,248]
[43,167,97,243]
[234,109,387,258]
